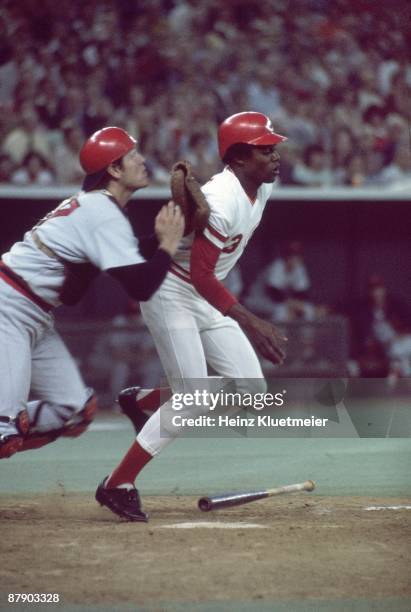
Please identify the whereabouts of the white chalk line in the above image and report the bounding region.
[364,505,411,511]
[160,522,267,529]
[89,420,130,432]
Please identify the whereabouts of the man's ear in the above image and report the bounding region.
[231,156,246,167]
[107,161,122,180]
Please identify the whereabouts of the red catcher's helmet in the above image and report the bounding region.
[79,127,137,174]
[218,112,287,159]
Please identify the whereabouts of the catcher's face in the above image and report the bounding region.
[119,147,149,189]
[245,145,280,184]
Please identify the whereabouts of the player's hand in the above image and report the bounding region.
[245,317,287,365]
[228,303,287,365]
[155,200,185,256]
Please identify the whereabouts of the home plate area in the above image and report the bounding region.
[2,492,410,607]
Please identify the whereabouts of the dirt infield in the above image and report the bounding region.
[1,492,410,608]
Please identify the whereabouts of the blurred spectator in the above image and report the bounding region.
[387,317,411,386]
[88,301,164,407]
[53,124,85,185]
[264,240,315,322]
[349,274,411,376]
[363,150,386,186]
[362,105,390,158]
[2,103,52,165]
[277,143,300,185]
[35,78,63,131]
[10,151,54,186]
[83,79,114,136]
[183,132,220,184]
[0,153,14,183]
[243,268,275,318]
[0,2,408,187]
[332,128,358,185]
[378,145,411,185]
[292,145,335,187]
[352,338,389,378]
[344,153,368,187]
[246,66,281,117]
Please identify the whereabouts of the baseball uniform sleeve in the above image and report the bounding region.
[201,180,233,249]
[190,234,237,314]
[201,205,232,250]
[108,249,172,302]
[35,194,144,271]
[71,200,144,271]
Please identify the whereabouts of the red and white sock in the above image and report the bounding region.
[105,441,153,488]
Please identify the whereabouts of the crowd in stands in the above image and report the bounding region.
[344,274,411,384]
[243,242,411,383]
[0,0,410,189]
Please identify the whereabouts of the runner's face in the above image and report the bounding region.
[119,147,148,189]
[244,145,280,184]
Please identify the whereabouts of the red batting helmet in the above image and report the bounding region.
[218,112,287,159]
[80,127,137,174]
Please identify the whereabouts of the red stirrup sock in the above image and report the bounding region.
[105,441,153,488]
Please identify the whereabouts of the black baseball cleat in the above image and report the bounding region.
[117,386,150,434]
[95,477,148,522]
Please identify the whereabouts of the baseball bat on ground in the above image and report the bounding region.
[198,480,315,512]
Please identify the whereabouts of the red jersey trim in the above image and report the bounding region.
[170,267,192,284]
[206,223,228,243]
[171,261,190,276]
[0,263,53,312]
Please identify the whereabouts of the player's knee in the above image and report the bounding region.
[19,392,98,452]
[61,393,98,438]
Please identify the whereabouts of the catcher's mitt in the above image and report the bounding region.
[170,160,210,235]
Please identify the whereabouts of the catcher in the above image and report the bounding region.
[0,127,184,459]
[96,112,288,522]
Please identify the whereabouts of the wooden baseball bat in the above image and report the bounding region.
[198,480,315,512]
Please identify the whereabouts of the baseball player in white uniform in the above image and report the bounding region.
[96,112,288,522]
[0,127,184,460]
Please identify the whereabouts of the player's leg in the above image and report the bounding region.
[136,291,222,450]
[200,315,267,395]
[97,286,210,519]
[116,282,211,430]
[105,319,208,482]
[0,298,32,458]
[115,279,211,430]
[21,327,96,451]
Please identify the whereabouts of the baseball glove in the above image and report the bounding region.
[170,160,210,236]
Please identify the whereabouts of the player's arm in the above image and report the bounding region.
[190,235,286,364]
[138,233,158,260]
[190,233,237,312]
[108,249,172,302]
[227,302,286,365]
[109,202,184,301]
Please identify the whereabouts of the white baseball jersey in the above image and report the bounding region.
[2,190,143,306]
[0,189,146,436]
[170,167,275,283]
[138,167,275,456]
